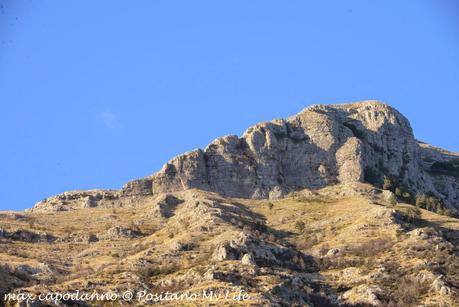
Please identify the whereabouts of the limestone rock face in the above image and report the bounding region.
[146,101,458,209]
[32,101,459,211]
[32,190,120,212]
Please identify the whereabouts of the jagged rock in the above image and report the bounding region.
[150,194,183,218]
[169,241,193,253]
[431,276,451,295]
[202,266,231,282]
[145,101,458,211]
[59,232,98,243]
[0,227,7,239]
[212,243,236,261]
[326,248,341,257]
[341,284,384,306]
[31,190,120,212]
[0,213,30,221]
[381,190,395,203]
[241,253,256,266]
[0,228,56,243]
[103,226,141,239]
[270,283,310,306]
[222,232,312,270]
[121,179,153,196]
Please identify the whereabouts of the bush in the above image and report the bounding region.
[401,207,421,223]
[415,193,427,207]
[390,276,428,306]
[137,265,178,281]
[268,203,274,210]
[383,176,393,190]
[348,238,393,257]
[388,194,397,206]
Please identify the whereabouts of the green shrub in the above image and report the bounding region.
[348,238,393,257]
[415,193,448,215]
[391,276,428,306]
[137,265,178,281]
[415,193,427,207]
[388,194,397,206]
[416,193,458,217]
[402,207,421,223]
[383,176,393,190]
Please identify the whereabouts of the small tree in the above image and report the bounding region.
[395,187,403,198]
[383,176,392,190]
[295,221,305,233]
[426,196,441,212]
[388,194,397,206]
[415,193,427,208]
[404,207,421,223]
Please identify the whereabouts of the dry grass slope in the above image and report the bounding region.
[0,183,458,306]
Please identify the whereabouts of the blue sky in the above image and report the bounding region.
[1,1,458,210]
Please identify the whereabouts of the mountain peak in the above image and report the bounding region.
[32,101,459,214]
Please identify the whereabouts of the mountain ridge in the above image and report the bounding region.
[32,100,459,214]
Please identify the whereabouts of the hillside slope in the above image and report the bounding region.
[1,183,459,306]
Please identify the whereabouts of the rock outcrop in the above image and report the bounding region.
[32,101,459,212]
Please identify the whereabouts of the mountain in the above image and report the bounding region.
[33,101,459,214]
[1,101,458,306]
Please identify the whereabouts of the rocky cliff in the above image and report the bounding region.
[32,101,459,212]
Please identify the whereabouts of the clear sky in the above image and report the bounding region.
[0,1,458,210]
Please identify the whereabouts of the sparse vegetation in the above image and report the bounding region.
[414,192,456,216]
[137,265,179,281]
[390,276,429,306]
[1,186,458,306]
[347,238,393,257]
[400,206,422,223]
